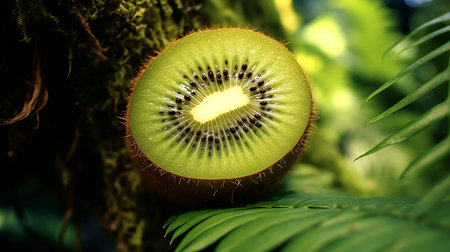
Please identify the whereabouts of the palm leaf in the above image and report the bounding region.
[164,195,450,251]
[385,12,450,54]
[360,13,450,183]
[400,136,450,180]
[164,209,217,229]
[214,209,336,252]
[167,207,248,244]
[364,40,450,104]
[174,208,285,251]
[365,71,448,126]
[399,24,450,54]
[356,102,449,161]
[163,13,450,252]
[410,174,450,217]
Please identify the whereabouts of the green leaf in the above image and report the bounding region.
[410,174,450,217]
[164,209,215,230]
[385,12,450,53]
[281,211,373,252]
[364,40,450,104]
[399,25,450,54]
[403,12,450,37]
[356,102,449,161]
[400,137,450,179]
[215,209,337,252]
[212,209,324,252]
[319,217,415,252]
[174,208,274,252]
[421,202,450,229]
[179,208,292,252]
[166,195,450,252]
[366,71,448,126]
[386,231,450,252]
[167,207,245,244]
[250,197,308,208]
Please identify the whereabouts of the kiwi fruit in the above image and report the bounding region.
[125,28,313,207]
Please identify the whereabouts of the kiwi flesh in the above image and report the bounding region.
[126,28,313,207]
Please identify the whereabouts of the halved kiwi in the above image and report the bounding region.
[126,28,313,207]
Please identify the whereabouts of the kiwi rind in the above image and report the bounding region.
[126,120,312,207]
[125,28,314,207]
[129,28,311,179]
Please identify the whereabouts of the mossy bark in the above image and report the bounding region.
[2,0,202,251]
[1,0,291,250]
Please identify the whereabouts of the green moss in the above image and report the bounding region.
[14,0,61,42]
[7,0,202,250]
[66,1,201,250]
[4,0,290,250]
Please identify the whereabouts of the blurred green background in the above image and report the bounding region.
[1,0,449,251]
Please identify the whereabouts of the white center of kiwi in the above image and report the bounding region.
[190,86,249,123]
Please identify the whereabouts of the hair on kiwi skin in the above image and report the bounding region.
[125,28,315,207]
[125,121,314,207]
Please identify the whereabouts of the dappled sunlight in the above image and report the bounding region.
[301,15,347,58]
[295,51,324,74]
[3,0,449,250]
[331,88,358,112]
[274,0,301,32]
[288,0,438,196]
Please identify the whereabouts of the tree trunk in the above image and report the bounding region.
[2,1,202,251]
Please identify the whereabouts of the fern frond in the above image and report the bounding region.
[400,137,450,180]
[364,40,450,104]
[164,209,220,236]
[360,13,450,185]
[385,12,450,54]
[167,207,248,244]
[410,173,450,217]
[165,195,450,252]
[399,24,450,54]
[356,102,449,161]
[163,13,450,252]
[365,71,448,126]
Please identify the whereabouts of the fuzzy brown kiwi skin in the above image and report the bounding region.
[124,110,314,208]
[124,29,315,208]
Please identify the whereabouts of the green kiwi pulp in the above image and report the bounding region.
[126,29,313,206]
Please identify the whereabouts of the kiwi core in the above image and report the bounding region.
[128,29,311,180]
[191,86,249,123]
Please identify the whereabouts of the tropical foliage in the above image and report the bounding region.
[165,195,450,252]
[164,7,450,252]
[1,0,449,251]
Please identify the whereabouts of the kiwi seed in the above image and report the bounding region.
[126,29,313,206]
